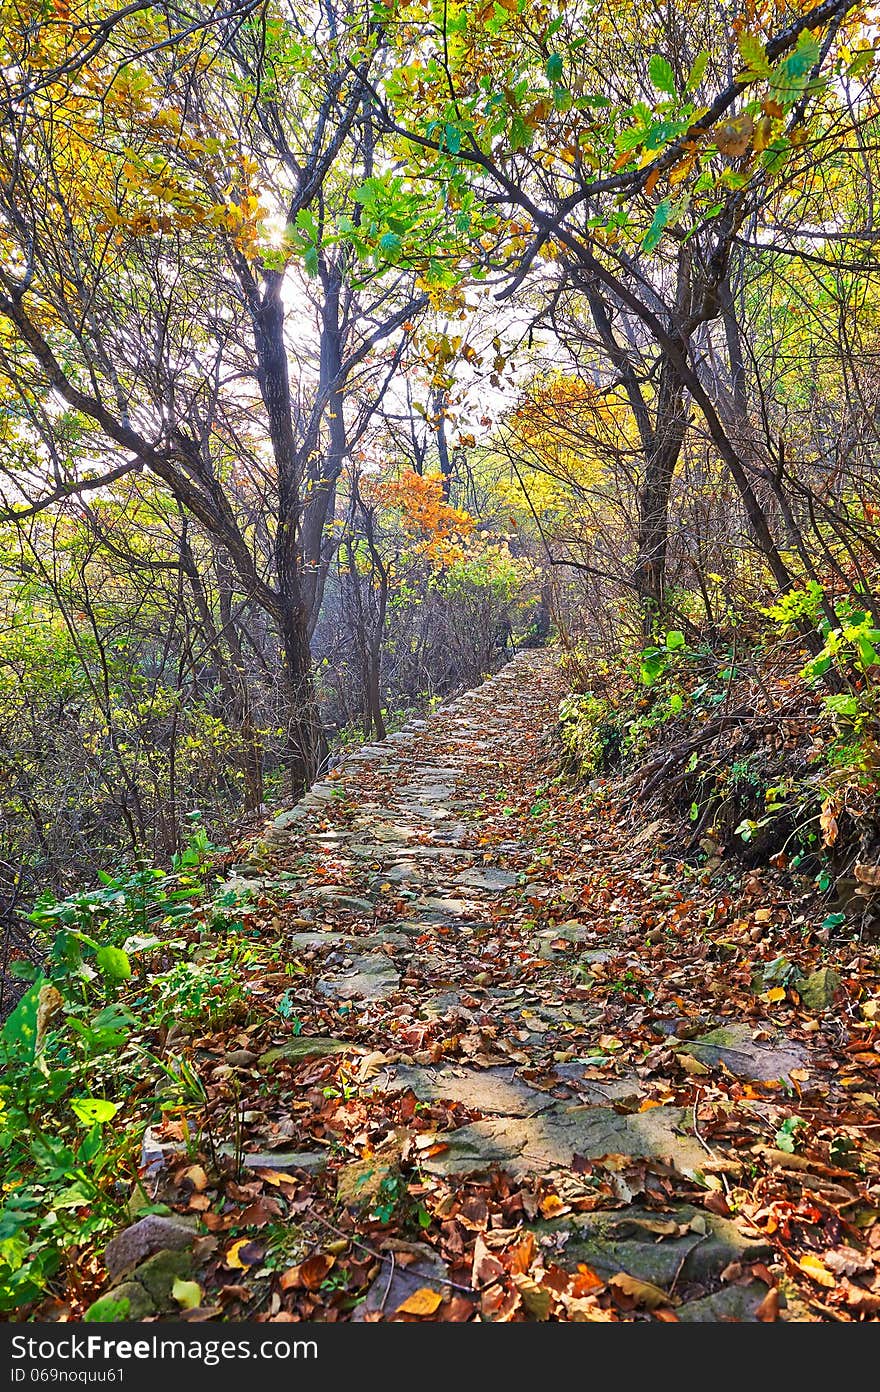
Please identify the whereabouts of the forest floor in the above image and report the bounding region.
[99,649,880,1323]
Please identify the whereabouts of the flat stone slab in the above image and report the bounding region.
[259,1036,361,1067]
[538,922,590,944]
[418,896,481,920]
[237,1149,327,1175]
[319,956,400,1001]
[378,1064,557,1117]
[272,807,309,829]
[401,783,455,801]
[537,1204,770,1289]
[306,889,375,915]
[677,1282,771,1322]
[353,1246,451,1321]
[455,867,519,891]
[422,1104,707,1179]
[287,932,348,950]
[678,1024,805,1082]
[552,1064,644,1107]
[377,862,425,884]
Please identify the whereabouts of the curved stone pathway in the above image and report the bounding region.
[206,649,810,1316]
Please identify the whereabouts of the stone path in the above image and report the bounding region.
[212,650,808,1316]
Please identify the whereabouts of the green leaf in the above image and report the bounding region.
[639,647,668,685]
[71,1097,120,1126]
[0,981,41,1063]
[685,50,708,92]
[649,55,676,95]
[737,31,771,78]
[665,629,686,651]
[774,1115,806,1153]
[641,198,671,252]
[848,48,877,79]
[95,944,131,982]
[442,122,461,155]
[303,244,319,276]
[84,1294,131,1322]
[379,231,402,255]
[545,53,564,83]
[784,30,820,80]
[824,693,859,717]
[509,113,533,151]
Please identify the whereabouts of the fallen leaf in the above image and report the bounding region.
[797,1254,835,1288]
[181,1164,209,1192]
[755,1288,780,1322]
[252,1169,299,1188]
[395,1286,444,1316]
[512,1273,553,1320]
[225,1239,260,1270]
[678,1052,710,1076]
[609,1272,672,1308]
[171,1278,202,1310]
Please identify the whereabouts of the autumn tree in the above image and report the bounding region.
[0,0,425,789]
[351,0,879,625]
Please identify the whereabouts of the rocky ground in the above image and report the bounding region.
[86,649,880,1322]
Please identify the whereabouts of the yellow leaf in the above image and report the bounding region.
[225,1239,255,1270]
[171,1277,202,1310]
[798,1254,835,1287]
[678,1052,710,1076]
[395,1286,443,1316]
[609,1272,672,1307]
[765,986,786,1003]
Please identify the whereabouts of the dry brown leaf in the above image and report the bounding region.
[279,1253,335,1290]
[181,1164,208,1192]
[755,1287,780,1321]
[715,114,755,156]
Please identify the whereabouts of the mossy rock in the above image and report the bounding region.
[85,1284,156,1322]
[259,1036,361,1067]
[134,1248,194,1307]
[798,967,842,1012]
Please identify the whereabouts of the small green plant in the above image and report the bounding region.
[774,1115,807,1154]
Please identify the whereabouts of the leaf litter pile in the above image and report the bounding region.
[75,650,880,1322]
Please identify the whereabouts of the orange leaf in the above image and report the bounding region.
[395,1286,443,1316]
[278,1253,335,1290]
[572,1264,604,1296]
[253,1168,298,1187]
[508,1233,536,1273]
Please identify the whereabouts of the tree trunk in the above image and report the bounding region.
[632,355,688,630]
[253,269,322,793]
